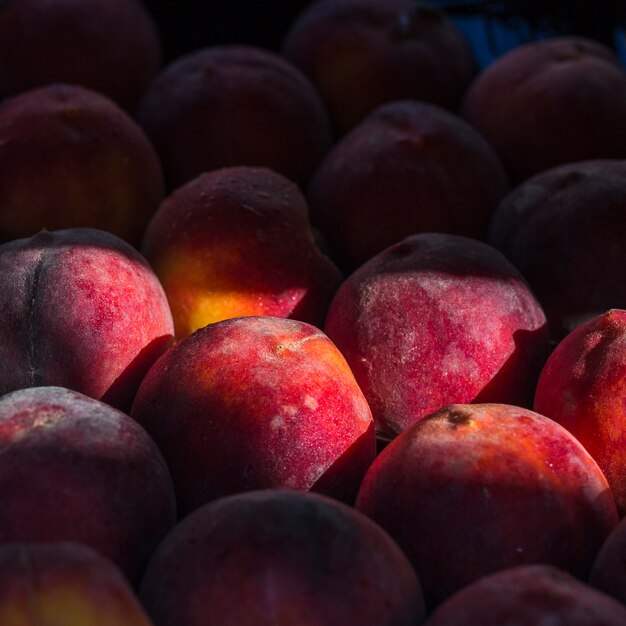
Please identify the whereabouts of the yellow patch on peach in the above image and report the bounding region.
[154,246,258,337]
[0,584,152,626]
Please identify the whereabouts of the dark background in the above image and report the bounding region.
[142,0,626,68]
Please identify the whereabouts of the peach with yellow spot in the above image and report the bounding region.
[0,542,153,626]
[142,166,343,339]
[535,309,626,515]
[356,403,618,609]
[131,316,376,514]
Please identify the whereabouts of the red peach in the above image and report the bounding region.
[140,490,425,626]
[0,84,164,245]
[131,316,376,514]
[356,403,618,608]
[462,37,626,183]
[0,542,153,625]
[534,309,626,514]
[0,228,174,412]
[283,0,476,135]
[0,0,161,110]
[324,233,548,439]
[488,160,626,339]
[425,565,626,626]
[142,167,342,339]
[136,45,332,190]
[0,386,177,585]
[308,100,509,272]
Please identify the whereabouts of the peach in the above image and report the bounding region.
[534,310,626,515]
[590,515,626,604]
[462,37,626,183]
[324,233,548,439]
[0,0,161,110]
[356,403,619,608]
[0,84,164,245]
[136,45,332,190]
[131,316,375,514]
[0,386,177,585]
[0,228,174,412]
[488,160,626,339]
[0,542,153,625]
[307,100,509,271]
[282,0,476,135]
[140,490,424,626]
[425,565,626,626]
[142,167,343,339]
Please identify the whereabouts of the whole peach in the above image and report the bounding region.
[136,45,332,190]
[0,542,153,625]
[425,565,626,626]
[283,0,476,135]
[324,233,548,439]
[0,228,174,412]
[142,167,342,339]
[356,403,618,608]
[489,160,626,339]
[534,310,626,514]
[462,37,626,183]
[0,387,177,585]
[0,84,164,245]
[0,0,161,110]
[131,316,375,514]
[140,490,424,626]
[308,100,509,271]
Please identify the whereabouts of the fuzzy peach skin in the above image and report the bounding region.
[307,100,509,272]
[142,167,343,339]
[462,37,626,184]
[534,310,626,515]
[425,565,626,626]
[0,84,164,245]
[0,228,174,412]
[356,403,619,609]
[136,45,332,190]
[131,316,376,514]
[140,490,424,626]
[324,233,548,439]
[0,542,153,626]
[489,160,626,339]
[0,387,177,585]
[0,0,160,110]
[282,0,476,135]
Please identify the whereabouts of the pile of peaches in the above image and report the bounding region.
[3,0,626,624]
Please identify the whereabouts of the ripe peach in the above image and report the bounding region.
[0,84,164,245]
[283,0,476,135]
[462,37,626,183]
[324,233,548,439]
[131,316,375,514]
[534,310,626,514]
[140,490,424,626]
[136,45,332,190]
[0,542,153,625]
[356,404,618,608]
[489,160,626,339]
[0,228,174,412]
[142,167,342,339]
[0,0,161,110]
[307,100,509,271]
[0,387,177,585]
[425,565,626,626]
